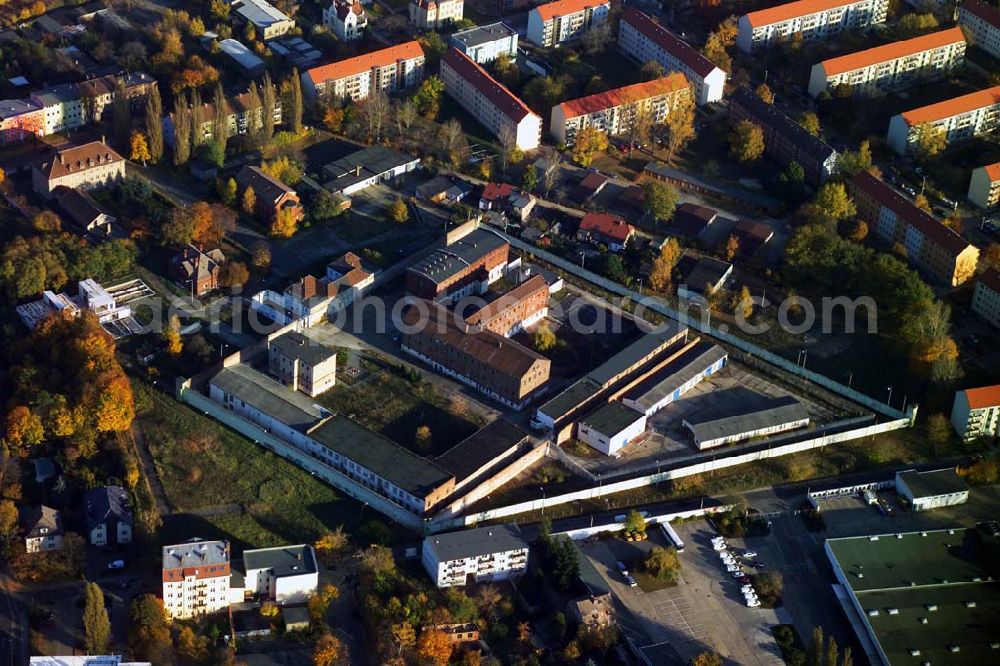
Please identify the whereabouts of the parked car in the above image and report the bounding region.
[743,550,757,558]
[625,575,638,588]
[616,561,629,576]
[107,560,125,570]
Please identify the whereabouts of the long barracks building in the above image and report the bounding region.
[737,0,889,53]
[301,41,425,102]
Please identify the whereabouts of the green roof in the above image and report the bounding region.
[897,468,969,499]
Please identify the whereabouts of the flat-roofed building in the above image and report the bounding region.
[950,383,1000,440]
[268,331,337,397]
[234,0,295,40]
[406,226,509,302]
[967,162,1000,209]
[577,401,647,456]
[895,468,969,511]
[621,341,728,416]
[729,87,838,184]
[737,0,889,53]
[242,544,318,604]
[302,41,425,102]
[808,28,966,97]
[550,73,692,146]
[527,0,610,48]
[850,170,979,286]
[825,526,1000,666]
[162,540,231,620]
[887,85,1000,155]
[465,275,549,336]
[618,8,726,106]
[451,22,518,64]
[683,395,810,449]
[321,145,420,195]
[0,99,43,144]
[410,0,464,30]
[422,524,529,587]
[434,418,532,496]
[959,0,1000,60]
[971,267,1000,328]
[440,48,541,151]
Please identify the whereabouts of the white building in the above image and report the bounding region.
[620,341,727,417]
[20,505,63,553]
[527,0,610,48]
[440,47,541,151]
[807,27,966,97]
[32,140,126,198]
[83,486,132,547]
[895,468,969,511]
[736,0,889,53]
[30,83,83,135]
[451,22,518,64]
[959,0,1000,60]
[968,162,1000,209]
[950,384,1000,440]
[234,0,296,40]
[683,396,810,449]
[887,85,1000,155]
[550,73,692,146]
[16,279,132,331]
[30,658,150,666]
[971,267,1000,328]
[422,524,529,587]
[162,540,233,620]
[410,0,464,30]
[243,544,319,605]
[301,41,425,102]
[323,0,367,41]
[268,331,337,397]
[618,8,726,106]
[577,401,647,456]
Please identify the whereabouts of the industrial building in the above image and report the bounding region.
[683,395,810,449]
[620,341,728,417]
[577,401,647,456]
[894,469,969,511]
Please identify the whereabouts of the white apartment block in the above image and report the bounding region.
[243,544,319,605]
[451,22,518,64]
[323,0,367,41]
[959,0,1000,60]
[422,524,529,587]
[440,47,541,151]
[410,0,464,30]
[527,0,610,48]
[550,72,692,145]
[950,384,1000,439]
[737,0,889,53]
[968,162,1000,209]
[886,85,1000,154]
[808,27,966,97]
[971,267,1000,328]
[618,8,726,106]
[162,540,233,620]
[301,41,425,102]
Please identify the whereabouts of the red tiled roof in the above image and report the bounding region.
[42,141,123,180]
[305,41,424,85]
[961,0,1000,28]
[745,0,865,29]
[964,383,1000,409]
[580,212,634,242]
[466,275,548,327]
[557,73,690,119]
[481,182,517,201]
[621,8,719,78]
[820,28,965,77]
[982,162,1000,182]
[534,0,608,22]
[442,48,536,123]
[900,85,1000,125]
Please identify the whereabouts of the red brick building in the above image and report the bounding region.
[406,227,510,302]
[235,166,304,223]
[465,275,549,336]
[169,245,226,296]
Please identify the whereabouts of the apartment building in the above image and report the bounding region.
[959,0,1000,60]
[736,0,889,53]
[234,0,296,40]
[971,267,1000,327]
[32,141,126,198]
[165,88,283,146]
[301,41,425,102]
[807,27,966,97]
[243,545,318,604]
[550,73,692,146]
[618,8,726,106]
[162,540,232,620]
[268,331,337,397]
[887,85,1000,154]
[465,275,550,336]
[20,505,64,553]
[422,524,529,587]
[850,170,980,286]
[440,47,541,151]
[235,165,304,223]
[28,72,155,136]
[410,0,464,30]
[451,22,518,64]
[84,486,132,547]
[527,0,610,47]
[401,299,551,410]
[324,0,367,41]
[729,87,838,184]
[967,162,1000,209]
[407,226,510,302]
[0,99,43,144]
[950,384,1000,439]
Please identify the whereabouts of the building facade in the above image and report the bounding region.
[737,0,889,53]
[162,540,232,620]
[551,73,692,145]
[465,275,550,336]
[967,162,1000,209]
[32,141,126,197]
[808,27,966,97]
[950,384,1000,439]
[268,331,338,397]
[410,0,464,30]
[422,524,529,587]
[577,401,648,456]
[971,267,1000,328]
[527,0,610,48]
[618,8,726,106]
[234,165,304,223]
[243,545,319,605]
[406,226,510,302]
[895,469,969,511]
[850,170,979,286]
[302,41,425,102]
[440,47,541,151]
[324,0,367,41]
[887,85,1000,155]
[84,486,132,547]
[958,0,1000,60]
[0,99,44,144]
[165,88,283,146]
[21,505,64,553]
[451,22,518,64]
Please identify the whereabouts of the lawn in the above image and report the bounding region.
[135,382,377,551]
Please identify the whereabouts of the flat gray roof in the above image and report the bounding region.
[210,364,325,432]
[685,395,808,443]
[243,544,317,577]
[435,418,530,482]
[270,331,336,368]
[425,524,528,562]
[408,227,507,287]
[622,341,727,412]
[897,468,969,499]
[587,327,687,387]
[323,145,419,193]
[537,377,603,422]
[451,22,517,49]
[580,401,645,437]
[163,540,229,569]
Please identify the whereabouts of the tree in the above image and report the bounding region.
[624,510,646,534]
[650,238,680,292]
[308,583,340,622]
[165,315,182,356]
[533,323,557,351]
[220,261,249,288]
[625,107,654,154]
[640,60,665,81]
[724,233,740,261]
[252,242,271,269]
[390,197,409,224]
[581,21,612,55]
[643,545,681,581]
[980,243,1000,271]
[32,211,61,233]
[177,625,209,663]
[691,652,723,666]
[112,78,131,148]
[730,121,765,163]
[6,406,44,451]
[270,206,300,238]
[522,165,538,192]
[323,106,345,133]
[914,122,946,159]
[913,193,932,213]
[415,425,432,452]
[733,285,753,319]
[848,220,869,242]
[390,622,416,657]
[896,12,938,38]
[417,628,453,666]
[145,85,163,162]
[172,97,191,166]
[643,180,678,222]
[414,76,445,120]
[83,582,111,654]
[315,527,348,559]
[571,126,608,167]
[242,186,257,217]
[287,69,304,134]
[129,595,172,663]
[261,72,277,142]
[130,131,151,164]
[703,17,737,70]
[312,190,347,222]
[313,633,344,666]
[261,156,303,186]
[438,119,467,166]
[663,94,696,164]
[219,177,238,206]
[498,124,518,174]
[836,140,873,177]
[800,182,856,228]
[0,500,18,542]
[362,92,391,143]
[798,111,821,136]
[755,83,774,104]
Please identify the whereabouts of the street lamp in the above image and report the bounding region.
[540,486,546,517]
[886,386,893,406]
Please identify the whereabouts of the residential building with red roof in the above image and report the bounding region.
[886,85,1000,154]
[465,275,550,336]
[550,73,692,146]
[736,0,888,53]
[967,162,1000,210]
[850,170,979,286]
[323,0,367,41]
[527,0,610,47]
[440,48,541,151]
[951,382,1000,439]
[301,41,425,102]
[971,266,1000,327]
[409,0,464,30]
[618,8,726,106]
[235,165,304,223]
[959,0,1000,60]
[32,140,125,198]
[808,27,966,97]
[577,212,635,251]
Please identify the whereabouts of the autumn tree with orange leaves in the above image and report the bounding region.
[416,628,452,666]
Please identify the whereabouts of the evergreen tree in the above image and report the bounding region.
[245,83,264,149]
[262,71,276,143]
[173,96,191,166]
[212,82,229,157]
[144,84,163,163]
[83,582,111,654]
[287,69,303,134]
[112,78,131,148]
[190,89,205,148]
